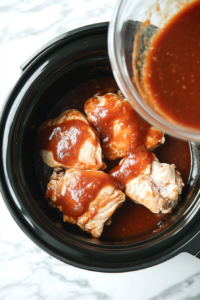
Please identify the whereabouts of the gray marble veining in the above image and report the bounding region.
[0,240,110,300]
[148,273,200,300]
[0,0,116,47]
[1,238,200,300]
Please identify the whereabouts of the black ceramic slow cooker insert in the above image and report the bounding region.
[0,23,200,272]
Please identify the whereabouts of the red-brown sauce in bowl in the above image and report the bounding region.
[35,76,191,239]
[143,0,200,129]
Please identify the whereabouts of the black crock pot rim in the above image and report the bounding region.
[21,22,110,72]
[0,22,200,272]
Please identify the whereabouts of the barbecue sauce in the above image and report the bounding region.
[142,0,200,129]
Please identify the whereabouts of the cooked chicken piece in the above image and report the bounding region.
[35,109,106,170]
[45,169,125,238]
[109,147,184,213]
[84,92,164,160]
[145,126,165,151]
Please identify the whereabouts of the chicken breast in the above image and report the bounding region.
[109,147,184,214]
[35,109,106,170]
[45,169,125,238]
[84,92,164,160]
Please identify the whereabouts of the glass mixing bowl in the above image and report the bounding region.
[108,0,200,142]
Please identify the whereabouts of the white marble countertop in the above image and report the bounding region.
[0,1,200,299]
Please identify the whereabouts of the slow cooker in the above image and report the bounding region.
[0,23,200,272]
